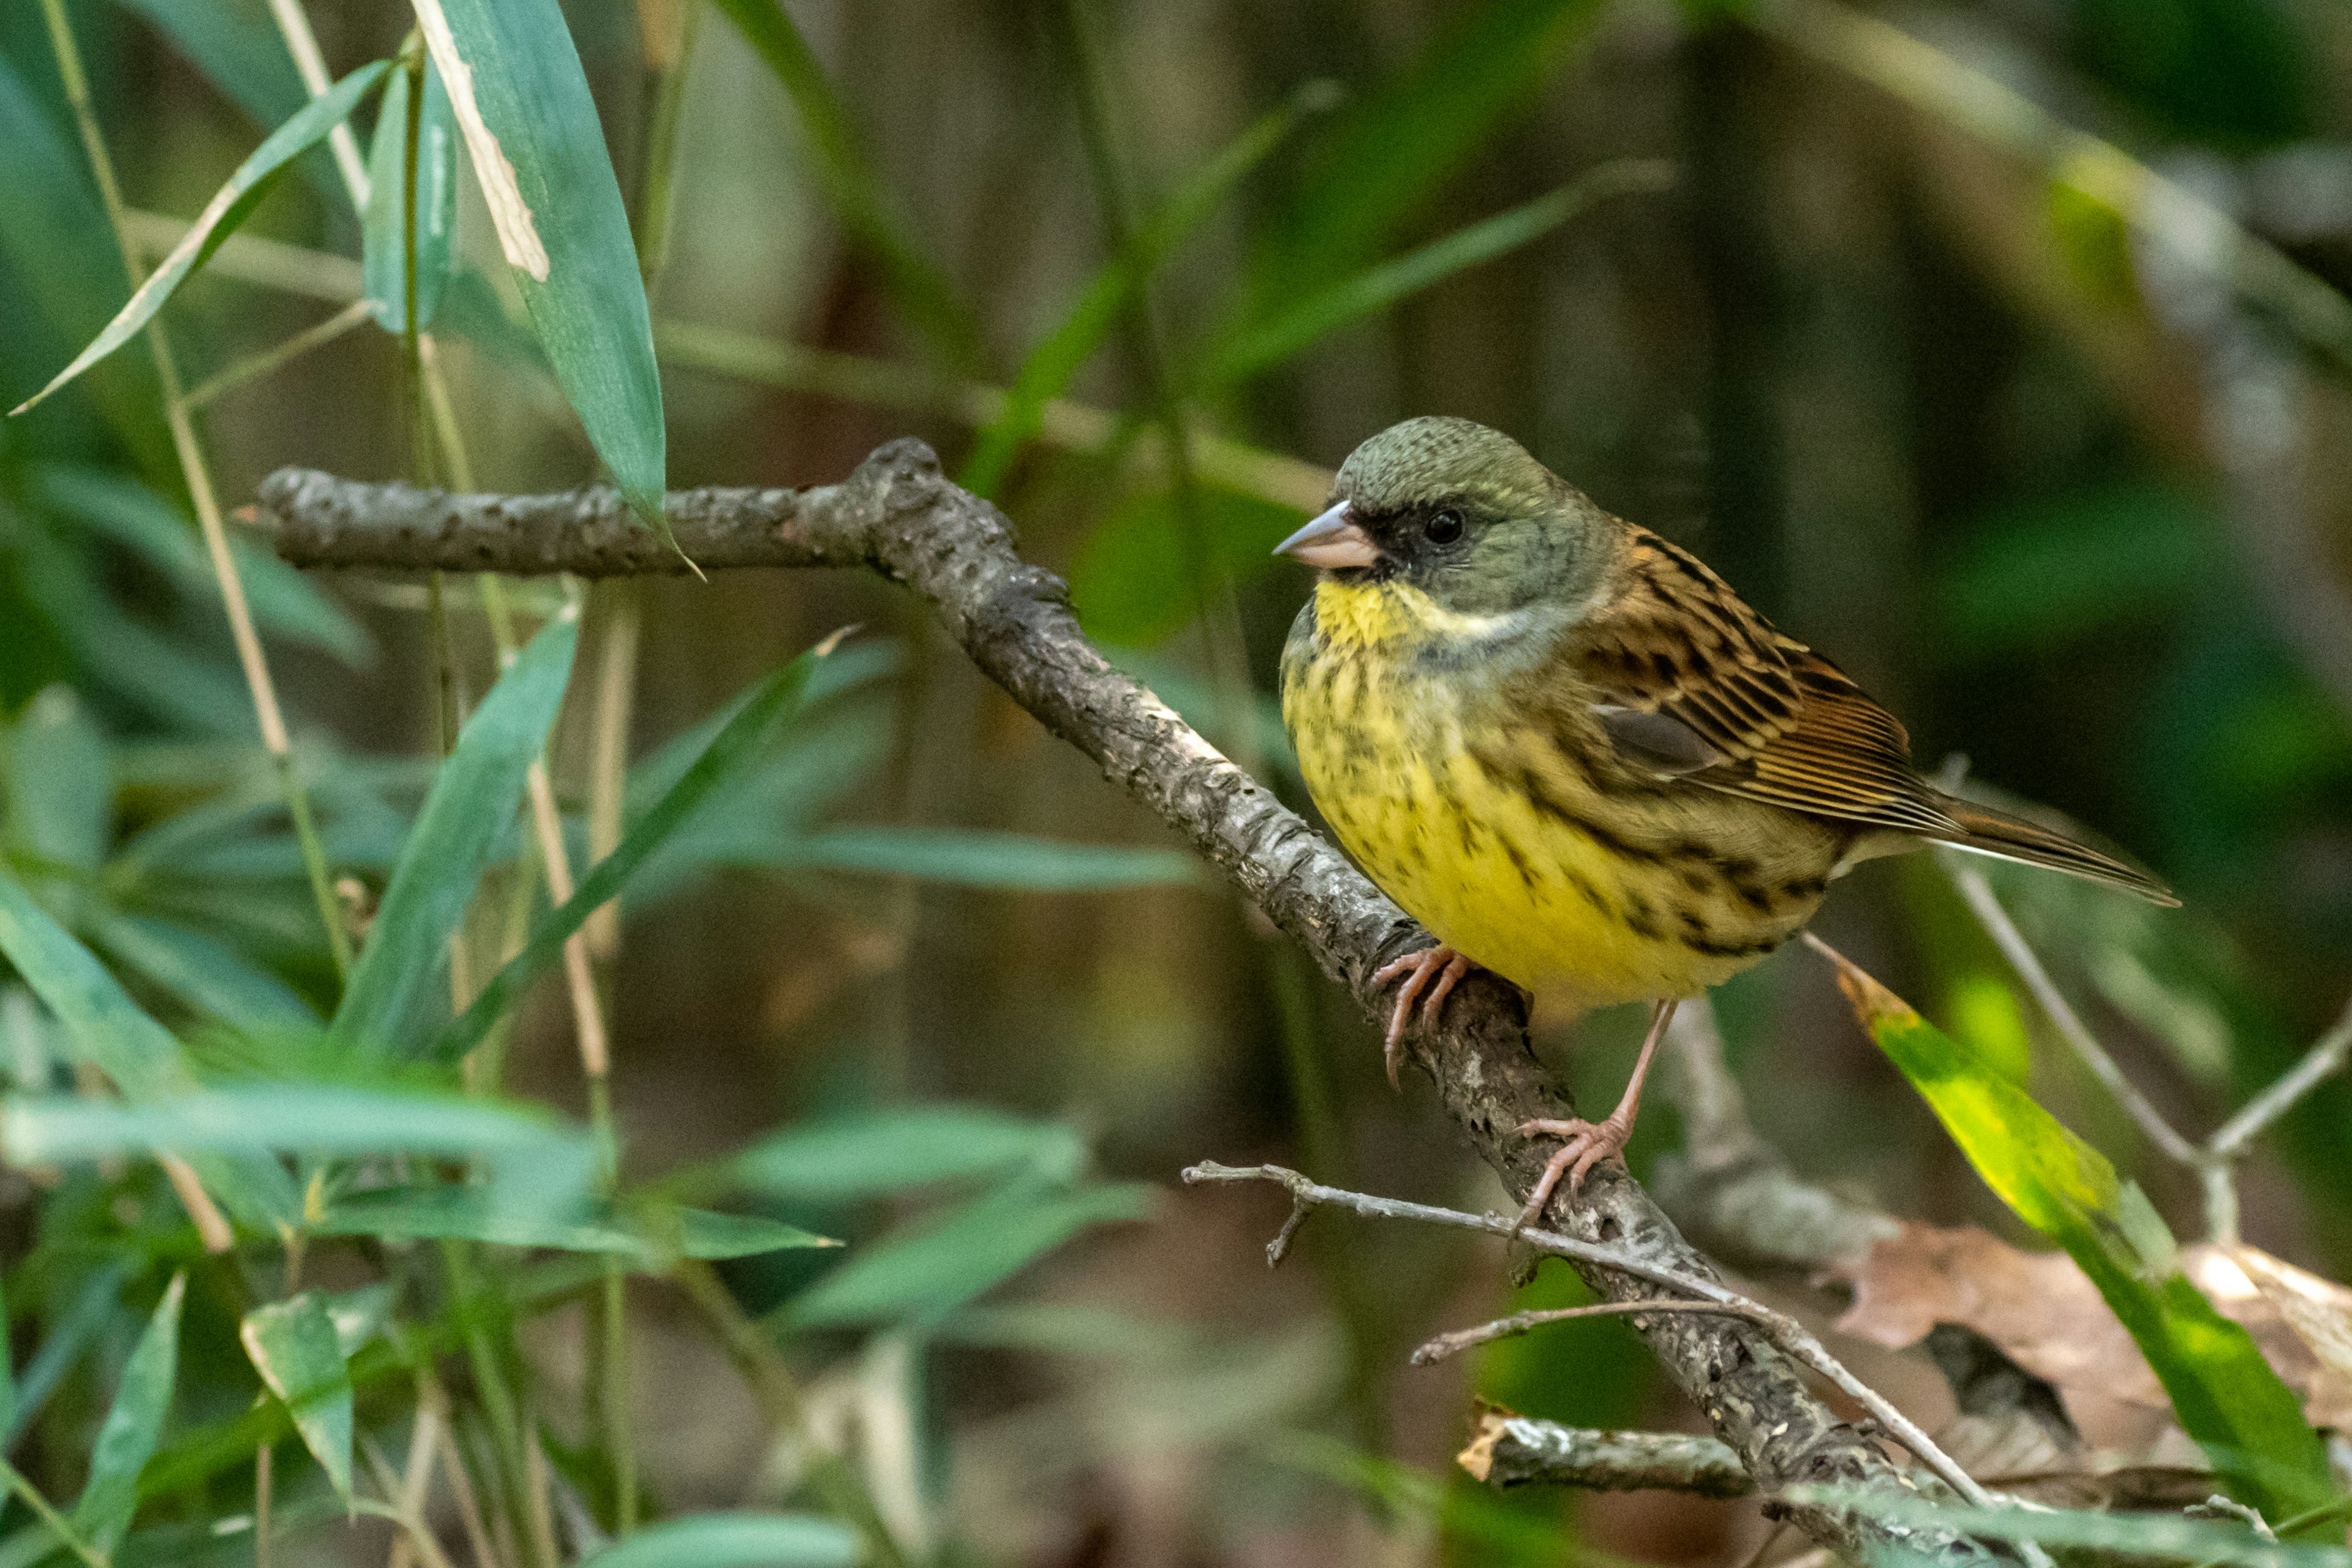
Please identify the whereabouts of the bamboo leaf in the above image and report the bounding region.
[431,641,823,1064]
[411,0,667,519]
[70,1273,183,1557]
[1819,944,2342,1528]
[240,1294,352,1499]
[334,611,577,1057]
[577,1512,861,1568]
[1247,0,1607,307]
[707,0,978,367]
[763,827,1201,890]
[731,1106,1088,1200]
[784,1180,1153,1329]
[363,59,457,333]
[4,1264,126,1450]
[960,82,1338,497]
[4,686,110,874]
[0,870,297,1227]
[81,909,320,1036]
[9,61,391,416]
[32,464,371,666]
[1207,158,1672,386]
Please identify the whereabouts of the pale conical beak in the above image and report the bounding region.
[1274,502,1381,569]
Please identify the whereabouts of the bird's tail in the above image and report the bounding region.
[1924,794,2180,907]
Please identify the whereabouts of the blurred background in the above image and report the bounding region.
[1,0,2350,1564]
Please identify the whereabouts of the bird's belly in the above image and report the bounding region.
[1286,658,1838,1008]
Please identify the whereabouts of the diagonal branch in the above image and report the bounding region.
[252,443,1994,1563]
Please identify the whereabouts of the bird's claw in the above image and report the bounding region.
[1370,945,1472,1089]
[1509,1114,1633,1236]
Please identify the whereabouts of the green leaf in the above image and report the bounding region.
[334,611,577,1057]
[673,1208,840,1259]
[1820,946,2340,1528]
[240,1294,352,1499]
[960,82,1336,497]
[414,0,666,519]
[70,1272,183,1557]
[431,641,820,1065]
[0,1270,16,1439]
[1207,158,1671,386]
[2,1084,586,1166]
[766,827,1201,891]
[577,1512,861,1568]
[707,0,976,368]
[784,1180,1153,1329]
[0,50,166,458]
[9,61,391,416]
[731,1106,1088,1200]
[81,909,320,1035]
[4,685,110,873]
[314,1185,643,1254]
[363,58,457,333]
[34,464,371,666]
[1069,482,1306,646]
[1247,0,1607,307]
[5,1264,126,1449]
[323,1282,398,1358]
[0,869,296,1227]
[307,1189,828,1264]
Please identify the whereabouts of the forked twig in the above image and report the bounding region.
[1183,1161,1999,1514]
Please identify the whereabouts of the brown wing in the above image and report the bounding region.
[1574,530,1961,837]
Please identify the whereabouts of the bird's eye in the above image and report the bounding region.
[1424,509,1464,545]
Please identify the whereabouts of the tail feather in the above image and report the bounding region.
[1927,795,2180,907]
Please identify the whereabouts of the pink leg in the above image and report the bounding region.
[1370,945,1476,1088]
[1511,998,1679,1234]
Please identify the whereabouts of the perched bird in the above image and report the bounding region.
[1275,417,2175,1226]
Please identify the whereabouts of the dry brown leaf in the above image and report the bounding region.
[1833,1222,2163,1406]
[1831,1224,2352,1434]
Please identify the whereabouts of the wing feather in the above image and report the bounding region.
[1566,530,1959,835]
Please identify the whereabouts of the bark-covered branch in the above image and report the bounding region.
[1460,1414,1755,1498]
[252,446,1988,1562]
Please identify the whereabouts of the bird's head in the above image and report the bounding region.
[1274,416,1610,617]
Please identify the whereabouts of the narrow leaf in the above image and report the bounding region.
[431,643,821,1063]
[1248,0,1605,306]
[673,1208,839,1259]
[731,1106,1088,1200]
[4,1264,126,1449]
[578,1512,861,1568]
[0,870,297,1226]
[241,1294,352,1499]
[961,82,1336,497]
[70,1273,183,1556]
[1820,944,2340,1527]
[4,686,110,873]
[767,828,1202,890]
[34,464,371,665]
[785,1180,1153,1329]
[363,58,457,333]
[707,0,976,367]
[412,0,666,518]
[1210,159,1670,386]
[1,1084,583,1166]
[10,61,391,415]
[334,611,577,1056]
[83,909,320,1035]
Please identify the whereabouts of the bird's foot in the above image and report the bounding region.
[1370,945,1475,1088]
[1509,1113,1634,1235]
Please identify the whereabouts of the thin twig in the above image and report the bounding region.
[1412,1300,1765,1366]
[1458,1414,1754,1498]
[2208,993,2352,1157]
[1182,1162,1996,1512]
[1946,862,2203,1166]
[184,299,375,410]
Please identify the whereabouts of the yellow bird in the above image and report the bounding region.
[1275,417,2174,1223]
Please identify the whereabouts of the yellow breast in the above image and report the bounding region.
[1280,579,1842,1009]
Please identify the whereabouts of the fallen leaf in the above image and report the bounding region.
[1832,1224,2352,1434]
